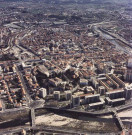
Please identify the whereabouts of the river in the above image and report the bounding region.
[93,25,132,54]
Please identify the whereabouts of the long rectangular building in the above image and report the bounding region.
[106,89,124,99]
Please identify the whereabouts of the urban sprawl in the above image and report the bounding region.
[0,0,132,135]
